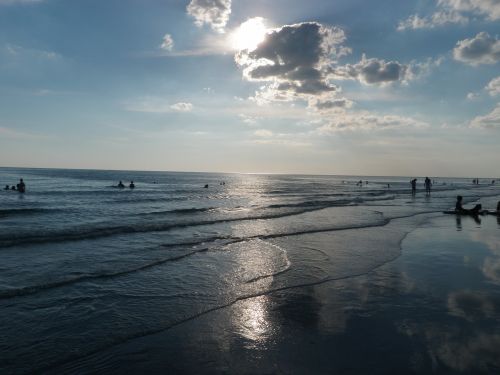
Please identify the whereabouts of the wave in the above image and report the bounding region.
[0,205,349,248]
[0,217,394,300]
[0,208,59,217]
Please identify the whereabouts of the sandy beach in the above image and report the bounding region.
[51,213,500,374]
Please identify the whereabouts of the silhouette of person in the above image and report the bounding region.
[129,181,135,189]
[424,177,431,194]
[4,185,9,190]
[117,181,125,188]
[410,178,417,195]
[11,185,16,190]
[17,178,25,193]
[455,195,481,215]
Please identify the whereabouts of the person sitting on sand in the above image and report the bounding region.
[129,181,135,189]
[117,181,125,188]
[17,179,25,193]
[455,195,481,215]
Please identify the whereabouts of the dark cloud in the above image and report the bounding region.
[235,22,349,103]
[187,0,231,32]
[453,32,500,65]
[331,54,409,85]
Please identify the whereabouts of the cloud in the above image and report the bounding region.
[2,43,60,60]
[317,112,429,132]
[312,98,354,112]
[467,92,480,100]
[453,32,500,65]
[486,76,500,96]
[160,34,174,51]
[170,102,193,112]
[254,129,273,137]
[439,0,500,21]
[469,103,500,129]
[187,0,231,33]
[124,97,193,113]
[447,290,497,321]
[397,11,467,30]
[235,22,350,106]
[397,0,500,30]
[330,54,410,85]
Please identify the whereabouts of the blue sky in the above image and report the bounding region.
[0,0,499,176]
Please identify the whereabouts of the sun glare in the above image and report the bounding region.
[231,17,267,51]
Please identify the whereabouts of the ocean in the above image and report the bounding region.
[0,167,499,374]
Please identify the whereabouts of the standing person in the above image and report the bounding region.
[17,178,25,193]
[424,177,432,195]
[410,178,417,195]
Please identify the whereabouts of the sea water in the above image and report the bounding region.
[0,167,499,373]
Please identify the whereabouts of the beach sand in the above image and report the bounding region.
[54,213,500,374]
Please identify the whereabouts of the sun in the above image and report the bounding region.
[231,17,267,51]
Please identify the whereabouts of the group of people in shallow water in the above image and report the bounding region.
[116,181,135,189]
[410,177,433,195]
[3,179,25,193]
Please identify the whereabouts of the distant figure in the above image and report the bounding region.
[365,181,368,185]
[11,185,16,191]
[204,184,209,188]
[17,178,25,193]
[129,181,135,189]
[357,180,363,186]
[424,177,432,194]
[455,195,481,215]
[410,179,417,195]
[117,181,125,188]
[492,180,495,185]
[387,183,390,188]
[4,185,9,190]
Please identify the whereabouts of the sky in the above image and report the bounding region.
[0,0,499,177]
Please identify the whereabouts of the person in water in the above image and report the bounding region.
[129,181,135,189]
[11,185,16,190]
[117,181,125,188]
[455,195,481,215]
[17,178,25,193]
[424,177,431,194]
[4,185,9,190]
[410,178,417,195]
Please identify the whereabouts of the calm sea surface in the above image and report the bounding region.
[0,167,499,373]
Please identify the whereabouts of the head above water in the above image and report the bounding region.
[457,195,463,202]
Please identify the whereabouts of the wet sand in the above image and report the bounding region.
[53,213,500,374]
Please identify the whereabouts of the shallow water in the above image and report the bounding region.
[0,168,499,373]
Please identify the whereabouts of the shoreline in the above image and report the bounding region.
[51,213,500,374]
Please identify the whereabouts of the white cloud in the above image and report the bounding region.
[486,76,500,96]
[160,34,174,51]
[124,97,193,113]
[2,43,60,60]
[467,92,480,100]
[187,0,231,33]
[439,0,500,21]
[469,103,500,129]
[317,112,430,132]
[453,32,500,65]
[170,102,193,112]
[397,11,467,30]
[398,0,500,30]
